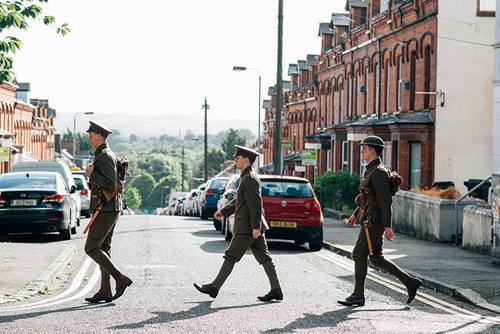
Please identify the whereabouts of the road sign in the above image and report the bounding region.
[302,149,317,166]
[0,147,9,162]
[295,165,306,172]
[282,139,291,148]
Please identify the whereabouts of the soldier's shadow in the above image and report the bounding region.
[262,306,410,333]
[108,300,261,330]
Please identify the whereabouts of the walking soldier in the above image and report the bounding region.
[84,121,132,303]
[338,136,422,307]
[194,145,283,301]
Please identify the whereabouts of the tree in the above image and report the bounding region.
[195,148,225,179]
[129,173,156,207]
[123,186,141,209]
[146,175,180,208]
[221,129,246,160]
[0,1,70,82]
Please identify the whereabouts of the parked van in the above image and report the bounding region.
[12,161,81,228]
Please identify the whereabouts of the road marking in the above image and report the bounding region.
[316,251,500,325]
[0,258,98,312]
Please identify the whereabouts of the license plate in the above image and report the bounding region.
[12,199,37,206]
[270,221,297,228]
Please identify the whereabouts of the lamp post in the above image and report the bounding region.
[73,112,94,165]
[233,66,261,167]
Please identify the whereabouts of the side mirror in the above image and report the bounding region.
[70,185,77,194]
[226,193,235,201]
[76,184,84,191]
[219,188,225,195]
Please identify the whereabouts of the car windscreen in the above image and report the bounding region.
[74,177,86,190]
[210,179,228,189]
[261,181,313,198]
[0,174,56,189]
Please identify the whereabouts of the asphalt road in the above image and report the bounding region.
[0,215,499,333]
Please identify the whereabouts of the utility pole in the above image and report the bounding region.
[273,0,283,175]
[202,97,209,182]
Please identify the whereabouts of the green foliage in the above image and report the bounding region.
[314,171,360,214]
[129,173,156,207]
[0,1,70,82]
[195,148,225,179]
[221,128,246,160]
[123,186,141,209]
[146,175,180,208]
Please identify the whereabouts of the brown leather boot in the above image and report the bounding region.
[113,275,133,301]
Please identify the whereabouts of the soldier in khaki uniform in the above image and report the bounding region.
[194,145,283,301]
[338,136,422,307]
[84,121,132,303]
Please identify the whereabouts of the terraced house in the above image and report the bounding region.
[0,82,56,174]
[262,0,495,191]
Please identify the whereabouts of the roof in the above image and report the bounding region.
[318,22,333,36]
[345,0,368,10]
[347,112,434,127]
[283,152,302,162]
[330,13,350,28]
[288,64,299,76]
[306,55,319,66]
[298,60,308,71]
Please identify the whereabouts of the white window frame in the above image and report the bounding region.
[385,64,390,114]
[397,55,403,112]
[375,63,380,116]
[342,141,349,171]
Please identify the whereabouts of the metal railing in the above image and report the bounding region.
[454,176,492,245]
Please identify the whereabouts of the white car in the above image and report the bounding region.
[217,174,240,241]
[73,174,91,218]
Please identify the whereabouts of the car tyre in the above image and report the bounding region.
[213,219,222,231]
[220,218,226,235]
[201,207,208,220]
[60,225,72,240]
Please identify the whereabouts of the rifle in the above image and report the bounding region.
[363,221,373,256]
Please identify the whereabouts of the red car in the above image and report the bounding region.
[227,175,323,251]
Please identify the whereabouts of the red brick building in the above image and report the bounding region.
[0,82,56,173]
[263,0,439,189]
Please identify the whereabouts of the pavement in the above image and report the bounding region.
[323,217,500,313]
[0,234,81,305]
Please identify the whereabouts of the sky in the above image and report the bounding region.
[12,0,345,135]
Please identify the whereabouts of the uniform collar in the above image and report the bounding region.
[241,166,253,176]
[94,143,108,156]
[366,157,381,171]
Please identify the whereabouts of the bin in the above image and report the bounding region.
[432,181,455,190]
[463,179,491,202]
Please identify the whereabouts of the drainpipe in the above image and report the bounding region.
[376,33,381,119]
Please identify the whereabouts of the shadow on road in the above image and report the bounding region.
[192,229,220,238]
[262,306,411,333]
[108,301,263,330]
[199,239,311,255]
[0,303,115,324]
[0,233,64,244]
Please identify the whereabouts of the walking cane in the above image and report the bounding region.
[363,222,374,256]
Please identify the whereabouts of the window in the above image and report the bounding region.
[261,181,313,198]
[397,55,403,112]
[382,142,392,168]
[380,0,389,12]
[342,141,349,171]
[410,51,417,111]
[409,142,422,189]
[392,141,398,170]
[327,149,332,171]
[364,66,369,115]
[424,46,431,109]
[348,75,353,118]
[375,63,380,115]
[477,0,495,16]
[385,61,391,113]
[360,146,367,176]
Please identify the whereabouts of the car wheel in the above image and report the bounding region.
[213,219,222,231]
[220,218,225,234]
[201,208,208,220]
[224,221,233,242]
[60,225,72,240]
[309,240,323,252]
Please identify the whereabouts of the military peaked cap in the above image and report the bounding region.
[233,145,260,160]
[86,121,112,137]
[360,135,385,149]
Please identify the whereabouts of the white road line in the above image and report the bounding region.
[0,258,97,312]
[316,251,500,325]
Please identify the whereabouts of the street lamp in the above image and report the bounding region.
[233,65,262,167]
[73,112,94,165]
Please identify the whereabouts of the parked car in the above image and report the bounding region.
[0,172,77,240]
[182,191,198,216]
[226,175,323,251]
[200,177,229,221]
[73,174,91,218]
[174,198,184,216]
[193,183,207,217]
[217,174,241,239]
[12,161,80,229]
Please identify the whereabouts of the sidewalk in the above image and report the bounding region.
[0,240,78,304]
[323,217,500,313]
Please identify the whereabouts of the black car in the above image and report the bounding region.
[0,171,77,240]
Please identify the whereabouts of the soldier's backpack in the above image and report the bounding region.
[102,155,129,202]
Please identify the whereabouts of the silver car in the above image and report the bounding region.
[73,174,91,218]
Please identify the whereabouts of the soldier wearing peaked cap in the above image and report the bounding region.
[338,135,422,307]
[194,145,283,302]
[84,121,133,303]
